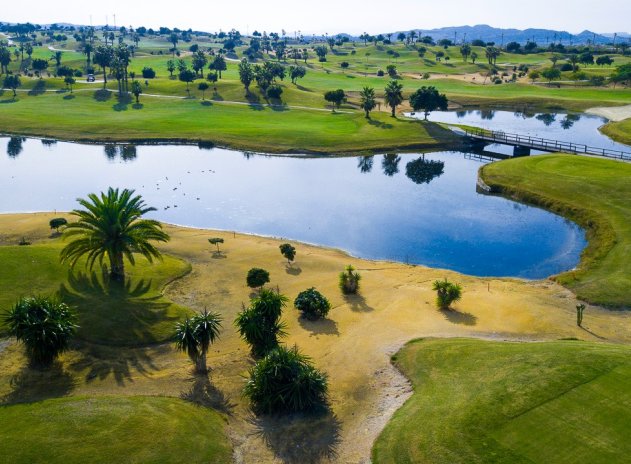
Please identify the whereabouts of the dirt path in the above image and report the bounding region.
[3,213,631,463]
[586,105,631,122]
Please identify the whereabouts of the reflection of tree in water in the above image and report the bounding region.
[456,110,467,118]
[41,139,57,147]
[103,144,137,162]
[382,154,400,176]
[560,114,581,130]
[197,141,214,150]
[7,137,26,158]
[405,155,445,184]
[536,113,556,126]
[479,109,495,120]
[357,155,374,173]
[515,109,536,119]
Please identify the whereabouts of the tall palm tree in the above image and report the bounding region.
[174,310,222,373]
[359,86,377,118]
[384,80,403,117]
[60,187,169,281]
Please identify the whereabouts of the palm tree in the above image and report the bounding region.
[432,279,463,310]
[60,187,170,281]
[4,296,77,366]
[339,265,361,294]
[384,80,403,117]
[359,86,377,118]
[174,310,222,373]
[235,289,287,357]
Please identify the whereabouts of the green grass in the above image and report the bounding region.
[601,118,631,145]
[373,338,631,464]
[0,89,454,154]
[0,396,231,464]
[480,154,631,307]
[0,241,192,345]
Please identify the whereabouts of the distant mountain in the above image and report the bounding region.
[387,25,617,45]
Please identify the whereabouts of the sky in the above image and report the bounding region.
[1,0,629,35]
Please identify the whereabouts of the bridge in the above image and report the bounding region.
[452,127,631,161]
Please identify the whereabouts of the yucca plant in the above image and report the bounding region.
[235,289,287,357]
[432,279,463,310]
[174,309,222,373]
[4,296,77,366]
[60,187,170,281]
[243,345,328,414]
[339,265,361,294]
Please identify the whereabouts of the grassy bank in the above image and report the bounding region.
[600,118,631,145]
[0,396,231,464]
[0,90,455,154]
[480,154,631,307]
[373,338,631,464]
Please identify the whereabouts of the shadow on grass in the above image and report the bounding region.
[93,88,112,102]
[28,80,46,96]
[295,84,312,92]
[440,308,477,326]
[58,270,179,345]
[580,326,607,340]
[132,103,144,110]
[343,293,374,312]
[63,94,76,100]
[211,91,224,101]
[368,119,393,129]
[0,98,18,104]
[252,412,341,464]
[298,316,339,336]
[200,100,213,107]
[285,265,301,276]
[69,342,163,386]
[211,251,227,259]
[2,361,76,405]
[113,93,132,111]
[180,373,235,414]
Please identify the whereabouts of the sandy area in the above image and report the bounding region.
[586,105,631,122]
[3,212,631,463]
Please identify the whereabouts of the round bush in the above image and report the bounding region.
[244,345,328,414]
[246,268,270,289]
[142,67,156,79]
[294,288,331,320]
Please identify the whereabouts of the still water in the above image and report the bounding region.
[0,136,586,278]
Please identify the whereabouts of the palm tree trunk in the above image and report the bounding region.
[109,252,125,281]
[196,351,207,373]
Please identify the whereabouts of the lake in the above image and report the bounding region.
[0,133,586,278]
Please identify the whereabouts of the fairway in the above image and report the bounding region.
[481,154,631,307]
[372,338,631,464]
[0,396,232,464]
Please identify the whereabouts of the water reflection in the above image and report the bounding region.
[560,114,581,130]
[41,139,57,147]
[103,144,138,162]
[7,137,25,158]
[535,113,556,126]
[479,110,496,120]
[357,156,374,173]
[382,154,401,176]
[405,155,445,184]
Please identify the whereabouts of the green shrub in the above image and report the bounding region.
[235,289,287,357]
[339,265,361,294]
[432,279,463,310]
[294,288,331,320]
[49,217,67,232]
[4,296,77,365]
[243,345,328,414]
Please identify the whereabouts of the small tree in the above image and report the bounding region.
[209,55,227,79]
[208,237,224,252]
[279,243,296,265]
[49,217,67,232]
[244,345,328,414]
[3,74,21,98]
[576,304,586,327]
[409,86,448,120]
[64,75,76,93]
[541,67,561,84]
[179,69,197,95]
[359,86,377,118]
[235,289,287,357]
[294,288,331,320]
[384,80,403,117]
[386,64,397,77]
[324,89,346,112]
[247,267,270,290]
[174,310,222,373]
[238,58,254,93]
[166,59,176,77]
[432,279,462,310]
[528,70,541,83]
[131,80,142,103]
[339,265,361,294]
[4,296,77,366]
[198,82,209,100]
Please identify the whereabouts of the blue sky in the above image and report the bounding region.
[2,0,629,35]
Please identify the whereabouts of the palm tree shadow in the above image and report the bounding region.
[180,373,235,414]
[343,294,374,312]
[580,326,607,340]
[252,411,341,463]
[68,342,163,386]
[440,308,477,326]
[58,270,177,344]
[2,361,76,405]
[93,89,112,102]
[368,119,393,129]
